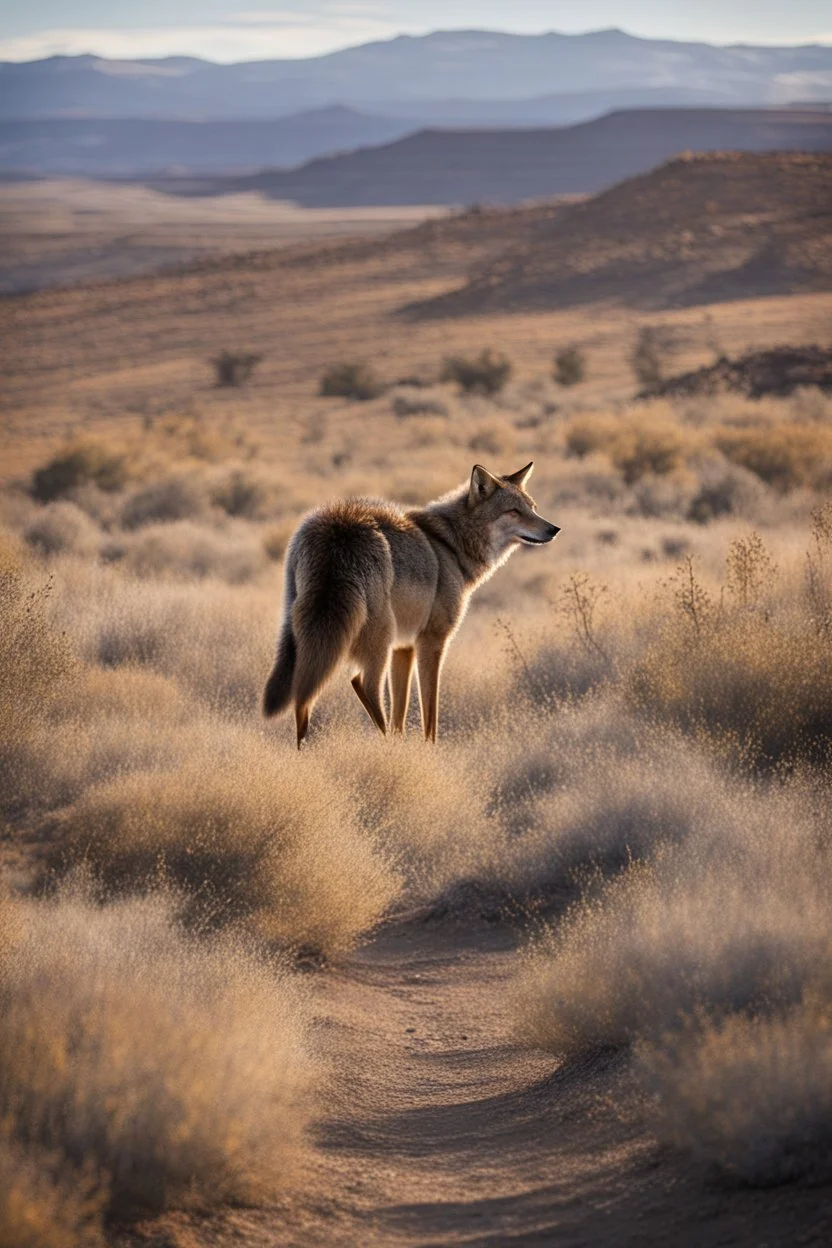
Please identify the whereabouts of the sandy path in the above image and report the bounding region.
[122,916,830,1248]
[162,919,829,1248]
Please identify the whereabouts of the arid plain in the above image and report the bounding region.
[2,156,832,1247]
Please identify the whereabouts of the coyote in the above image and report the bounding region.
[263,462,559,746]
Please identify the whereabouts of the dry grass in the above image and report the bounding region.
[44,746,400,954]
[638,1004,832,1185]
[0,891,312,1221]
[0,1128,104,1248]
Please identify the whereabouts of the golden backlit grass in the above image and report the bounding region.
[45,748,400,953]
[0,891,312,1227]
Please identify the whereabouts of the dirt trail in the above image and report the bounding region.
[174,919,831,1248]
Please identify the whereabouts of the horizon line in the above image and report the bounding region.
[2,24,832,67]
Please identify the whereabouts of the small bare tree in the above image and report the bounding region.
[631,326,674,387]
[212,351,262,387]
[553,346,586,387]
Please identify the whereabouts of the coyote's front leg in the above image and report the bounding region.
[416,637,447,743]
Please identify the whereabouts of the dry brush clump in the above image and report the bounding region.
[0,1126,104,1248]
[0,891,312,1227]
[630,530,832,769]
[638,1003,832,1185]
[42,743,400,955]
[320,360,385,401]
[0,564,77,815]
[553,345,586,387]
[441,348,512,395]
[516,775,832,1182]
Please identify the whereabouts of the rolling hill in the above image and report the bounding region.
[2,29,831,122]
[146,109,832,208]
[0,109,415,177]
[408,151,832,315]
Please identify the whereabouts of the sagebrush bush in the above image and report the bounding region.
[391,387,450,418]
[631,325,674,387]
[0,566,76,813]
[0,1127,104,1248]
[0,893,312,1219]
[629,546,832,768]
[715,421,832,491]
[639,1004,832,1185]
[112,520,268,584]
[320,360,384,401]
[25,502,101,559]
[441,349,512,395]
[563,409,691,482]
[30,440,130,503]
[44,744,399,954]
[553,345,586,387]
[519,788,831,1057]
[120,474,210,530]
[210,467,271,519]
[211,349,262,387]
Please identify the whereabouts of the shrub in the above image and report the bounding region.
[630,325,674,387]
[714,422,832,492]
[441,349,512,395]
[468,420,516,459]
[210,468,270,519]
[31,440,129,503]
[120,475,209,530]
[116,521,267,585]
[686,460,766,524]
[611,419,687,484]
[391,388,450,419]
[629,549,832,768]
[639,1005,832,1185]
[320,360,384,401]
[564,415,616,459]
[0,1128,104,1248]
[0,892,312,1219]
[0,568,76,813]
[519,792,831,1060]
[564,413,687,481]
[25,502,101,559]
[211,350,262,387]
[553,346,586,387]
[44,745,400,955]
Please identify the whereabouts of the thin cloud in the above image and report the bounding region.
[0,17,413,63]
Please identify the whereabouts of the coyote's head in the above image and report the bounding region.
[467,462,560,560]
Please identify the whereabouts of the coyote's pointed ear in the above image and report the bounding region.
[468,464,501,507]
[504,462,534,488]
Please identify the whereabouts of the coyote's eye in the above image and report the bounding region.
[507,508,521,517]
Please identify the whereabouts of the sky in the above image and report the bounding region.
[0,1,830,62]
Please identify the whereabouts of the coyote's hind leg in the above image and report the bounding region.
[390,647,415,734]
[295,701,311,750]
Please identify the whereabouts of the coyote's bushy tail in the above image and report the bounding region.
[263,556,298,718]
[262,522,370,719]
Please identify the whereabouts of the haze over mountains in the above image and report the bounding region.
[147,110,832,208]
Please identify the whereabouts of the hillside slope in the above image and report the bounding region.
[410,151,832,314]
[149,109,832,207]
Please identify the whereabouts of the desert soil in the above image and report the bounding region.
[127,918,831,1248]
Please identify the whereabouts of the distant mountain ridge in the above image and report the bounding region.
[0,109,414,176]
[143,109,832,208]
[2,29,831,123]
